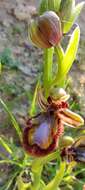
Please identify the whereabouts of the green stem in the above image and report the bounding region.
[45,44,65,88]
[30,151,59,190]
[31,159,43,190]
[52,44,65,87]
[0,61,1,74]
[43,47,54,97]
[41,151,59,164]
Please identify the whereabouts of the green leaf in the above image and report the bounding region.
[0,62,1,74]
[1,172,18,190]
[63,2,85,33]
[40,180,46,189]
[29,80,40,116]
[44,162,66,190]
[66,185,74,190]
[60,0,74,21]
[0,137,12,154]
[47,0,61,12]
[5,176,16,190]
[0,160,23,168]
[39,0,48,15]
[62,26,80,75]
[55,44,65,64]
[0,98,22,142]
[39,0,61,15]
[0,135,24,160]
[53,26,80,86]
[0,152,8,160]
[66,161,77,175]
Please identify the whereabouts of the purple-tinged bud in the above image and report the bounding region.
[61,136,85,163]
[29,11,62,48]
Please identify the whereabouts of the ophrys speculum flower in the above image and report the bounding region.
[23,89,84,157]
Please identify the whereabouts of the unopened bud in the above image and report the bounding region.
[59,136,74,148]
[29,11,62,48]
[50,88,70,101]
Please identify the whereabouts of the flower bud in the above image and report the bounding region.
[59,136,74,148]
[50,88,70,101]
[61,136,85,163]
[29,11,62,48]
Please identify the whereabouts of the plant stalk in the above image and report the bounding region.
[30,151,59,190]
[31,159,43,190]
[43,47,54,97]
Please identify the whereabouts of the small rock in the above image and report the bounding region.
[18,64,32,76]
[78,63,85,71]
[80,76,85,85]
[2,18,13,27]
[14,4,37,21]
